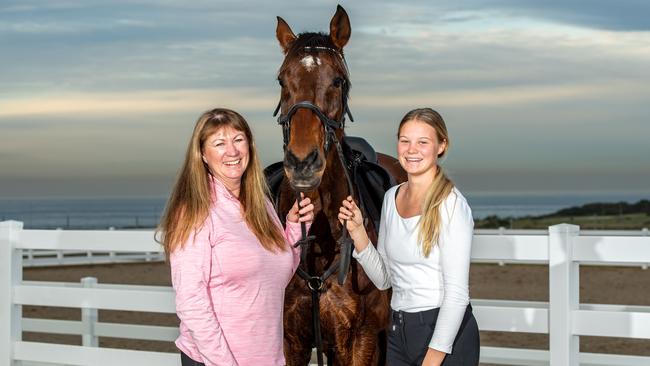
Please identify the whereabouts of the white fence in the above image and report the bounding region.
[22,249,164,267]
[2,220,650,366]
[20,227,164,267]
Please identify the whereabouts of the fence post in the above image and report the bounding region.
[81,277,99,347]
[549,223,580,366]
[55,227,64,265]
[0,221,24,366]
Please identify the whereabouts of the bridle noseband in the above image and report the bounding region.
[274,101,352,153]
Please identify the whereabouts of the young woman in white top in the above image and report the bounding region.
[339,108,479,366]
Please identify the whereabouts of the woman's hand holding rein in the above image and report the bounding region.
[338,196,371,252]
[287,193,315,224]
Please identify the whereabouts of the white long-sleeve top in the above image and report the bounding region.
[353,184,474,354]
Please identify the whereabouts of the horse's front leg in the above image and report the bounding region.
[349,324,384,366]
[284,336,313,366]
[329,323,380,366]
[284,311,313,366]
[284,280,315,366]
[331,306,386,366]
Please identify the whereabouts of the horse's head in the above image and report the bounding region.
[275,5,351,192]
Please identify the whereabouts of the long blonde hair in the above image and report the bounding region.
[398,108,454,257]
[157,108,286,258]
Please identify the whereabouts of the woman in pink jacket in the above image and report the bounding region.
[158,108,314,366]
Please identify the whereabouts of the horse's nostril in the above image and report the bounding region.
[304,149,319,166]
[284,149,323,174]
[284,150,300,168]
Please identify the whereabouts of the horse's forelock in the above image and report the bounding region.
[290,32,337,55]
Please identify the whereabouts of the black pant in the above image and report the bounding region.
[387,305,480,366]
[181,351,205,366]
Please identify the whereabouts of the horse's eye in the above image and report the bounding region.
[278,78,285,87]
[333,77,345,88]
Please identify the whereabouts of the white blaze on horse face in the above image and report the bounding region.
[300,55,321,72]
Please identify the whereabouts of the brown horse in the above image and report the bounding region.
[271,5,405,366]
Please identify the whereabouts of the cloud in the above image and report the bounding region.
[0,89,275,118]
[353,0,650,31]
[353,81,650,108]
[473,0,650,31]
[3,77,646,120]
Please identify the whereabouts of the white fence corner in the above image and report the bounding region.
[1,221,24,366]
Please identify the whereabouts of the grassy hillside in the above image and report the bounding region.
[476,200,650,230]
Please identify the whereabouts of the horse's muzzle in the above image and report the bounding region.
[284,149,324,192]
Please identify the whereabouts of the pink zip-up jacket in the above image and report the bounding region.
[170,177,306,366]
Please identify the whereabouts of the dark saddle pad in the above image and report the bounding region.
[264,136,395,230]
[344,136,377,163]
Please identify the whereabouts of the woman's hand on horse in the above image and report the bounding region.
[287,194,315,224]
[338,196,370,249]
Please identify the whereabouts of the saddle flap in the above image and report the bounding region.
[352,160,396,231]
[343,136,377,163]
[264,162,285,218]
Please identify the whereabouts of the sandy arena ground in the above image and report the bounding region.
[22,262,650,364]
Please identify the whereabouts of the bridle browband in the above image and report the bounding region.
[272,45,358,366]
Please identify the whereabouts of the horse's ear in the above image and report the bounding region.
[329,5,351,50]
[276,16,297,54]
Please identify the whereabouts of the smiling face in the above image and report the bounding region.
[202,125,250,191]
[397,119,447,177]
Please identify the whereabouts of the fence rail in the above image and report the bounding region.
[2,220,650,366]
[22,249,164,267]
[21,227,648,268]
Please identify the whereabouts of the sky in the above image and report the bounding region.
[1,0,649,198]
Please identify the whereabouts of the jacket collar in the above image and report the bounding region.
[210,175,240,203]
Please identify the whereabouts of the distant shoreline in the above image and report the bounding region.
[1,195,649,230]
[475,199,650,230]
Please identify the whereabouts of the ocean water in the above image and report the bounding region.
[0,197,166,230]
[0,191,648,229]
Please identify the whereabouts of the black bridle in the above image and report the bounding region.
[273,45,354,153]
[272,46,357,366]
[273,100,353,153]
